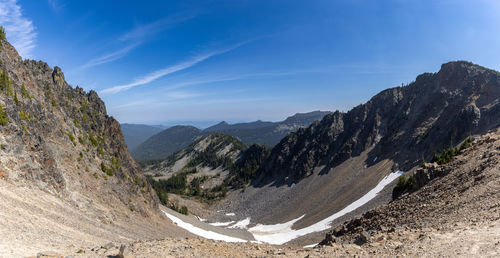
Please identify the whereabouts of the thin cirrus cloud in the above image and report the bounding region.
[0,0,37,58]
[80,11,197,70]
[80,43,139,69]
[120,11,197,42]
[101,40,252,94]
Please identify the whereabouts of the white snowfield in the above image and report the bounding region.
[228,217,251,229]
[248,171,403,244]
[163,171,403,245]
[162,210,247,242]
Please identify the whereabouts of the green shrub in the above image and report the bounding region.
[157,190,168,205]
[0,103,8,125]
[67,133,76,146]
[13,92,19,106]
[100,162,113,176]
[20,83,32,99]
[180,205,188,215]
[392,174,415,200]
[0,26,5,41]
[431,137,473,165]
[88,132,98,146]
[0,69,13,96]
[21,123,29,134]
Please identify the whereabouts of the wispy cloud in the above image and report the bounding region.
[120,11,197,42]
[80,43,138,69]
[0,0,37,58]
[101,40,251,94]
[80,12,197,70]
[47,0,65,12]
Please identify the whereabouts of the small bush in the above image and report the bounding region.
[19,111,30,121]
[101,162,113,176]
[431,137,473,165]
[21,124,29,134]
[392,174,415,200]
[67,133,76,145]
[88,132,98,146]
[21,83,32,99]
[0,26,5,41]
[180,205,188,215]
[0,103,8,125]
[13,92,19,105]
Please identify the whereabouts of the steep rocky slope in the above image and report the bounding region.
[318,126,500,256]
[209,61,500,240]
[260,61,500,186]
[0,31,187,256]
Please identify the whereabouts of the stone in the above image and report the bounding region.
[118,244,129,258]
[36,252,63,258]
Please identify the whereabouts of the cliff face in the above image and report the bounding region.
[260,61,500,185]
[0,36,158,219]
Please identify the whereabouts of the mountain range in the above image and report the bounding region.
[128,110,330,161]
[1,29,500,256]
[143,60,500,246]
[120,123,166,150]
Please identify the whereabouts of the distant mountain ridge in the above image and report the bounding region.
[130,111,330,161]
[120,123,166,150]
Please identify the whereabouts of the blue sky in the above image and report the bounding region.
[1,0,500,126]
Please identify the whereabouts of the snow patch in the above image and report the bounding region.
[226,213,236,216]
[248,171,403,245]
[209,221,235,227]
[303,243,318,248]
[228,217,251,229]
[162,210,247,242]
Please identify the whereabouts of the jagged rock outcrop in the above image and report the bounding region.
[260,61,500,185]
[0,33,158,219]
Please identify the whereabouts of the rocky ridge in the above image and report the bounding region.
[260,61,500,186]
[0,30,187,256]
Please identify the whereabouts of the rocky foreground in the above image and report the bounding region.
[33,128,500,257]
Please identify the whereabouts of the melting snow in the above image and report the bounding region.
[162,210,247,242]
[228,217,251,229]
[163,171,402,245]
[248,171,403,245]
[209,221,235,227]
